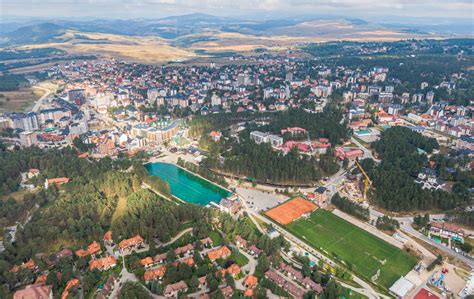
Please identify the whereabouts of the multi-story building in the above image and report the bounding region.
[68,89,86,105]
[7,112,39,132]
[250,131,283,147]
[38,108,72,125]
[130,120,179,144]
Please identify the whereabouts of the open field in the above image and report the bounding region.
[1,189,35,202]
[8,61,61,74]
[286,209,417,289]
[19,31,196,64]
[9,22,439,65]
[0,87,44,112]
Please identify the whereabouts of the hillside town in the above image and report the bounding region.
[1,40,473,299]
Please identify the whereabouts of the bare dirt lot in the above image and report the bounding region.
[0,87,45,112]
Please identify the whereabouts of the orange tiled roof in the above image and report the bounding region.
[103,231,112,241]
[140,257,154,267]
[88,241,101,254]
[34,274,47,285]
[118,235,143,249]
[244,289,254,297]
[207,246,231,261]
[48,177,70,185]
[431,221,464,234]
[200,237,213,245]
[77,153,89,159]
[10,260,36,273]
[144,266,167,281]
[182,257,194,267]
[174,243,194,255]
[219,263,241,277]
[198,276,206,285]
[210,131,221,137]
[75,241,101,257]
[244,275,258,288]
[226,263,241,275]
[89,256,116,271]
[61,278,80,299]
[235,235,247,246]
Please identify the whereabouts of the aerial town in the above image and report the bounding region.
[0,9,473,299]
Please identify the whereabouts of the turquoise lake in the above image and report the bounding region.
[145,162,231,205]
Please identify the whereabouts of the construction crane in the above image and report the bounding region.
[355,159,371,200]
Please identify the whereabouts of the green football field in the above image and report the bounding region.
[286,209,417,289]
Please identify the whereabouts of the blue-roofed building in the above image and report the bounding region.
[6,112,39,132]
[456,135,474,151]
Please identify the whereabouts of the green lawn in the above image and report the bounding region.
[341,287,368,299]
[233,252,249,267]
[286,210,417,289]
[208,231,223,245]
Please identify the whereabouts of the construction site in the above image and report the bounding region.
[336,159,372,205]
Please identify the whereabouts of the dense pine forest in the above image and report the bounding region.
[191,107,347,185]
[365,127,472,211]
[0,146,207,287]
[190,107,350,145]
[331,193,370,221]
[204,137,339,185]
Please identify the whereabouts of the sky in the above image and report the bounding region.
[1,0,473,21]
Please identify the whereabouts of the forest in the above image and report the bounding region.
[375,216,400,232]
[446,211,474,229]
[0,48,66,61]
[331,193,370,221]
[261,107,350,144]
[0,146,184,270]
[112,189,205,242]
[204,138,338,185]
[366,126,471,211]
[192,107,347,185]
[0,73,30,91]
[190,106,350,145]
[177,157,229,188]
[0,146,215,297]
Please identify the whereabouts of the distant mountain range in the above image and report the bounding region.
[0,13,445,47]
[0,14,469,64]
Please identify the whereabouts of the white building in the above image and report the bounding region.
[389,277,414,298]
[250,131,283,147]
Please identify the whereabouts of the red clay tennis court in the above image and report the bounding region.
[265,197,318,225]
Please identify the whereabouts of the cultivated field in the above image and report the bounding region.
[286,209,417,289]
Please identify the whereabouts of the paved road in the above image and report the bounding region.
[351,136,380,163]
[234,248,257,291]
[370,209,474,268]
[31,85,51,113]
[109,256,139,299]
[401,223,473,268]
[157,227,193,247]
[248,211,388,299]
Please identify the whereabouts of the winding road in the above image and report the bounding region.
[31,85,52,113]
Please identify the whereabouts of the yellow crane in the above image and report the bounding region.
[355,159,371,200]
